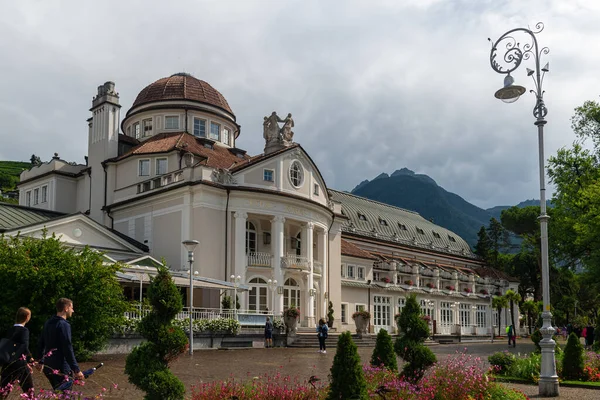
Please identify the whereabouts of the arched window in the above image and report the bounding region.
[289,161,304,188]
[246,221,257,254]
[248,277,267,312]
[284,278,301,310]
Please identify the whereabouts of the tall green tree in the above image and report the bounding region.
[520,300,538,335]
[328,332,368,400]
[504,290,522,339]
[0,233,128,359]
[474,226,492,260]
[487,218,508,269]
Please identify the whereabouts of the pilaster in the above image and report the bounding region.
[271,215,285,314]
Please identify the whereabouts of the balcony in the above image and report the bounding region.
[420,268,434,277]
[247,252,272,268]
[459,274,470,282]
[281,254,310,271]
[374,261,396,271]
[137,171,184,194]
[440,270,453,279]
[397,263,412,274]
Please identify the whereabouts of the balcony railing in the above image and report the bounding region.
[420,268,434,277]
[281,254,310,271]
[247,252,272,267]
[374,261,396,271]
[476,276,486,284]
[397,264,412,274]
[459,274,470,282]
[440,271,453,279]
[137,170,184,194]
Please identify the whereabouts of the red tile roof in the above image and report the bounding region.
[341,239,377,260]
[129,73,234,116]
[112,132,252,170]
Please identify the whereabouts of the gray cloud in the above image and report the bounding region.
[1,0,599,209]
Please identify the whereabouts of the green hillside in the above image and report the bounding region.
[0,161,30,190]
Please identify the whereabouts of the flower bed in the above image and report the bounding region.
[190,353,529,399]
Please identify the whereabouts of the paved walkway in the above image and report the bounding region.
[13,341,597,399]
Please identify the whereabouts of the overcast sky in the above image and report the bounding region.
[1,0,598,209]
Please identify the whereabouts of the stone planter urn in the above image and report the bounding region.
[284,316,298,335]
[353,312,370,338]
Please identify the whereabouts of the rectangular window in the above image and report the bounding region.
[460,304,471,326]
[33,188,39,205]
[139,159,150,176]
[193,118,206,137]
[355,304,365,312]
[263,169,274,182]
[347,265,355,278]
[41,185,47,203]
[156,158,167,175]
[26,191,31,207]
[314,184,319,195]
[373,272,380,281]
[341,303,348,323]
[357,267,364,280]
[341,265,346,278]
[143,119,153,136]
[223,127,230,145]
[210,122,220,140]
[165,116,179,130]
[397,297,406,314]
[133,123,141,139]
[476,305,487,328]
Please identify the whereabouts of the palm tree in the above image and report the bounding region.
[492,296,509,337]
[520,300,537,335]
[504,290,522,338]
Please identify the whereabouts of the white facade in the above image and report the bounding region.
[17,73,519,333]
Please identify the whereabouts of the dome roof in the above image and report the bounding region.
[129,73,234,116]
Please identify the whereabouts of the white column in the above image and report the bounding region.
[271,216,285,314]
[306,223,315,327]
[234,212,247,308]
[321,227,328,318]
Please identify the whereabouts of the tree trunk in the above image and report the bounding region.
[510,300,516,337]
[497,308,502,337]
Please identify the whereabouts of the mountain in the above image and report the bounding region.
[0,161,30,190]
[351,169,492,247]
[350,169,548,249]
[486,199,553,221]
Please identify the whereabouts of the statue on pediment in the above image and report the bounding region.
[263,111,295,154]
[263,112,283,141]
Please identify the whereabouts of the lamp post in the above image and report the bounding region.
[230,275,241,320]
[488,22,558,396]
[367,279,372,333]
[268,278,278,317]
[182,239,199,356]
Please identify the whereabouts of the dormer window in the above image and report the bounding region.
[433,231,441,238]
[416,227,425,235]
[398,223,407,230]
[165,116,179,130]
[139,159,150,176]
[379,218,388,226]
[210,122,220,140]
[358,213,367,221]
[448,235,456,242]
[156,158,167,175]
[133,123,141,139]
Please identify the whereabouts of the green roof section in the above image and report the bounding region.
[329,190,474,258]
[0,203,65,232]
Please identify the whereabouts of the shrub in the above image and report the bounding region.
[284,306,300,319]
[328,331,368,400]
[563,332,585,380]
[509,353,541,382]
[327,301,335,327]
[370,329,397,372]
[394,293,435,380]
[488,351,516,374]
[0,233,128,360]
[125,265,188,400]
[352,310,371,319]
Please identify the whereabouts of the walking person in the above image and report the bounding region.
[0,307,34,397]
[506,325,513,347]
[317,318,328,354]
[37,298,84,390]
[264,317,274,348]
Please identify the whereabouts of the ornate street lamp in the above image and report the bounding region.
[488,22,558,396]
[182,239,199,355]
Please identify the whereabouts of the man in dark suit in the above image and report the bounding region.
[38,298,84,390]
[0,307,34,396]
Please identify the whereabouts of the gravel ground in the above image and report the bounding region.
[4,341,599,399]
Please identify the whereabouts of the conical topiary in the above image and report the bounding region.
[370,328,397,372]
[125,265,188,399]
[394,294,436,380]
[562,332,584,380]
[328,331,368,400]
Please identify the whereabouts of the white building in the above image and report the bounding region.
[16,73,519,334]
